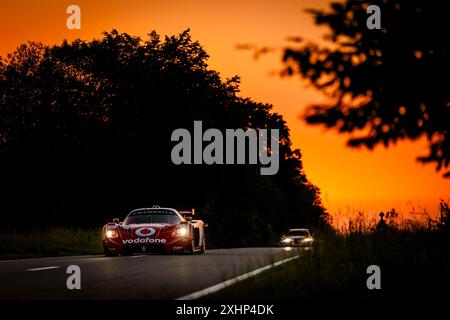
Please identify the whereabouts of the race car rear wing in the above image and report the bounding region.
[179,209,195,221]
[179,209,208,227]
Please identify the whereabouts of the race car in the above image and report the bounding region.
[102,206,206,256]
[280,228,314,247]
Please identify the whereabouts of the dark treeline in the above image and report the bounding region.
[0,30,328,247]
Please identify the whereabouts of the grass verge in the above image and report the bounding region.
[207,230,450,301]
[0,227,103,259]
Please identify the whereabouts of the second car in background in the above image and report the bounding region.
[280,228,314,247]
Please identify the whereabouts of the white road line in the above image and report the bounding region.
[131,255,145,258]
[26,266,61,272]
[175,254,300,300]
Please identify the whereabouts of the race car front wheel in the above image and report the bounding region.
[104,246,118,257]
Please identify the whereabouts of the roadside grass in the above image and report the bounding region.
[0,227,103,259]
[206,229,450,301]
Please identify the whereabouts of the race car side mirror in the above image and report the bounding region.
[185,216,193,221]
[204,223,208,228]
[113,218,120,224]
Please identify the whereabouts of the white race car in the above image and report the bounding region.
[280,228,314,247]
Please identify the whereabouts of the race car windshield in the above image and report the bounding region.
[123,210,181,225]
[288,230,310,237]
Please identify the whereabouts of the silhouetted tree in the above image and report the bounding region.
[0,30,328,246]
[282,0,450,177]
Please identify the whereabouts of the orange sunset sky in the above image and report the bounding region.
[1,0,448,225]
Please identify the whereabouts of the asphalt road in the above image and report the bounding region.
[0,248,298,300]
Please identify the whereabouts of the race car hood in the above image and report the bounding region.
[117,223,176,239]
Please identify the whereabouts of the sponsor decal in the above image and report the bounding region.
[122,238,167,244]
[135,227,156,237]
[130,209,175,216]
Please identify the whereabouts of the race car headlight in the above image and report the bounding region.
[106,229,119,239]
[301,237,313,243]
[173,226,188,237]
[282,238,292,243]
